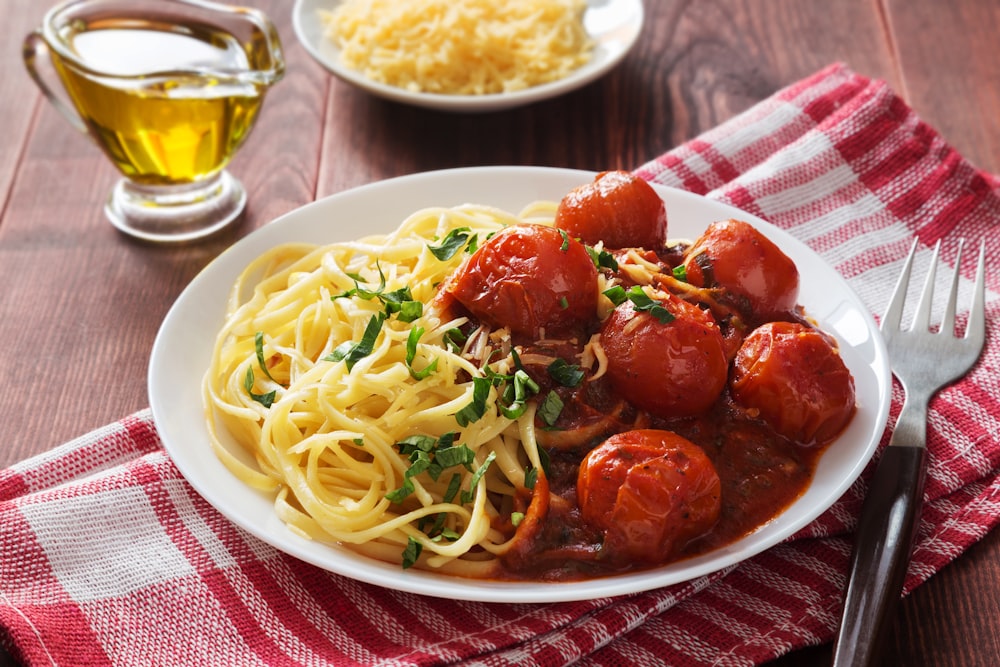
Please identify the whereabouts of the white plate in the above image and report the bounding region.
[291,0,645,112]
[149,166,891,603]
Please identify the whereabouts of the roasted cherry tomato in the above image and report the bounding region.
[555,171,668,249]
[577,429,721,564]
[600,291,727,417]
[442,223,598,337]
[681,219,799,322]
[730,321,856,445]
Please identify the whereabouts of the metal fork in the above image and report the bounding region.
[833,241,986,667]
[831,238,987,666]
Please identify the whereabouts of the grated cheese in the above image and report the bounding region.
[321,0,594,95]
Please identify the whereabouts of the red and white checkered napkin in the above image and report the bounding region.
[2,63,998,666]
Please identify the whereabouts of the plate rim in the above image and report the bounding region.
[149,165,891,603]
[290,0,646,112]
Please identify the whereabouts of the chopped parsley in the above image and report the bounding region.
[428,227,476,260]
[243,366,276,408]
[324,312,386,371]
[558,229,571,251]
[586,245,619,271]
[603,284,675,324]
[405,327,438,380]
[455,376,492,427]
[537,390,564,426]
[254,331,277,382]
[333,262,422,322]
[547,358,584,387]
[401,537,422,569]
[442,327,467,354]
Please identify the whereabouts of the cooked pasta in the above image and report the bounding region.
[203,201,567,576]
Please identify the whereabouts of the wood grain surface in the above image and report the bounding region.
[2,0,998,665]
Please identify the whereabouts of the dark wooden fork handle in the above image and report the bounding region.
[832,445,928,667]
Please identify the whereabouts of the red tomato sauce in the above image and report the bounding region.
[437,172,856,581]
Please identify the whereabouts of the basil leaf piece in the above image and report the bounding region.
[524,466,538,490]
[243,366,276,408]
[558,229,570,251]
[603,285,628,306]
[672,264,688,282]
[401,537,422,569]
[455,376,491,426]
[443,328,467,353]
[324,313,386,370]
[461,451,497,504]
[397,300,423,323]
[625,285,675,324]
[254,331,277,382]
[548,358,584,387]
[587,245,619,271]
[405,327,438,380]
[428,228,474,260]
[537,445,551,479]
[537,390,564,426]
[442,472,462,503]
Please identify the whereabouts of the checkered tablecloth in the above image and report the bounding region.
[2,63,998,666]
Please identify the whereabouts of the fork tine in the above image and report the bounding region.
[882,238,919,333]
[940,239,964,336]
[912,240,942,332]
[966,240,987,344]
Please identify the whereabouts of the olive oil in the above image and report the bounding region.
[52,20,267,186]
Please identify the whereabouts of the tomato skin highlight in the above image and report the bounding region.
[600,294,728,418]
[443,224,599,337]
[577,429,721,564]
[681,219,799,322]
[730,321,856,445]
[555,170,668,249]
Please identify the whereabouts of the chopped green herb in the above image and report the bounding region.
[443,328,467,354]
[603,285,628,306]
[254,331,277,382]
[380,287,422,322]
[387,433,470,501]
[603,285,675,324]
[537,390,564,426]
[511,512,525,527]
[332,263,421,320]
[524,466,538,490]
[442,473,462,503]
[455,376,492,426]
[497,369,540,420]
[586,245,619,271]
[537,445,551,479]
[401,537,422,569]
[672,264,688,282]
[426,444,476,481]
[559,296,569,309]
[461,451,497,504]
[548,358,584,387]
[405,327,438,380]
[243,366,276,408]
[558,229,571,251]
[324,313,386,371]
[428,227,475,260]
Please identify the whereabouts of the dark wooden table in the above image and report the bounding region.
[3,1,998,664]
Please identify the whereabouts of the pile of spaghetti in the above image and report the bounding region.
[205,172,857,580]
[203,202,562,577]
[320,0,594,95]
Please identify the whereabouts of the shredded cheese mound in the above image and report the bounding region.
[321,0,594,95]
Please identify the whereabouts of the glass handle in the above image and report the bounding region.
[22,30,88,134]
